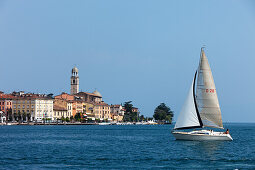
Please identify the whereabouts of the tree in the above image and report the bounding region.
[153,103,174,123]
[123,101,138,122]
[27,113,31,122]
[70,116,74,122]
[61,116,65,122]
[74,112,81,121]
[6,109,12,122]
[139,115,145,122]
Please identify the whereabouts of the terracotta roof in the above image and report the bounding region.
[0,94,16,99]
[76,92,102,97]
[110,104,121,107]
[95,102,109,106]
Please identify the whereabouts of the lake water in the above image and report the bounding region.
[0,123,254,169]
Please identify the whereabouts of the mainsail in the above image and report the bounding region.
[196,48,223,128]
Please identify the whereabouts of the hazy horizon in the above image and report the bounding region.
[0,0,255,122]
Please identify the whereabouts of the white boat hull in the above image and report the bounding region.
[172,130,233,141]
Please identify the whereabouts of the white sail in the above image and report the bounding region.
[174,75,201,130]
[196,48,223,128]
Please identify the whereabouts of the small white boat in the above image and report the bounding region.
[172,48,233,141]
[98,122,111,125]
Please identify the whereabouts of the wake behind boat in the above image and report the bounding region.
[172,48,233,141]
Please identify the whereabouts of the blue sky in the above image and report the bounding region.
[0,0,254,122]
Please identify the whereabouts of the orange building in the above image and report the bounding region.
[0,93,14,118]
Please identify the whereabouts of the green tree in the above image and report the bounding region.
[153,103,174,123]
[66,117,70,122]
[123,101,132,122]
[123,101,138,122]
[17,111,21,123]
[27,113,31,122]
[70,116,74,122]
[139,115,145,121]
[6,109,12,122]
[74,112,81,122]
[61,116,65,122]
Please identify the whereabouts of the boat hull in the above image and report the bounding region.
[172,130,233,141]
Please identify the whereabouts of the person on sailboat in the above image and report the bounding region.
[224,129,229,134]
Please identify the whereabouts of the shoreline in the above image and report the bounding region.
[0,122,165,126]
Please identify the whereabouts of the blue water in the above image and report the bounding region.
[0,124,254,169]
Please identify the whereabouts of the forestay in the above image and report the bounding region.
[196,48,223,129]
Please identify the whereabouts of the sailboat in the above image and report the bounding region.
[172,48,233,141]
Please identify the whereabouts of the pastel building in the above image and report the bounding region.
[53,98,72,120]
[53,105,68,121]
[0,93,14,117]
[94,102,111,121]
[12,93,54,121]
[110,104,124,122]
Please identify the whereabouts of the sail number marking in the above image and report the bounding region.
[205,89,215,93]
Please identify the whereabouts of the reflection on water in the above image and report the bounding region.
[176,140,226,158]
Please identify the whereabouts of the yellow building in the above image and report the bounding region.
[53,105,68,121]
[94,102,111,121]
[53,98,72,120]
[82,102,95,120]
[12,93,54,121]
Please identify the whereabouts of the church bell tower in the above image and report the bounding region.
[71,66,79,95]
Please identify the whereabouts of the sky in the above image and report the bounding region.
[0,0,255,122]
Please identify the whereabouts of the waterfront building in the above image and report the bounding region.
[12,93,54,121]
[72,98,83,117]
[70,67,79,95]
[53,98,72,119]
[53,105,68,121]
[110,104,124,122]
[132,107,139,113]
[94,102,111,121]
[82,102,95,120]
[0,93,14,120]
